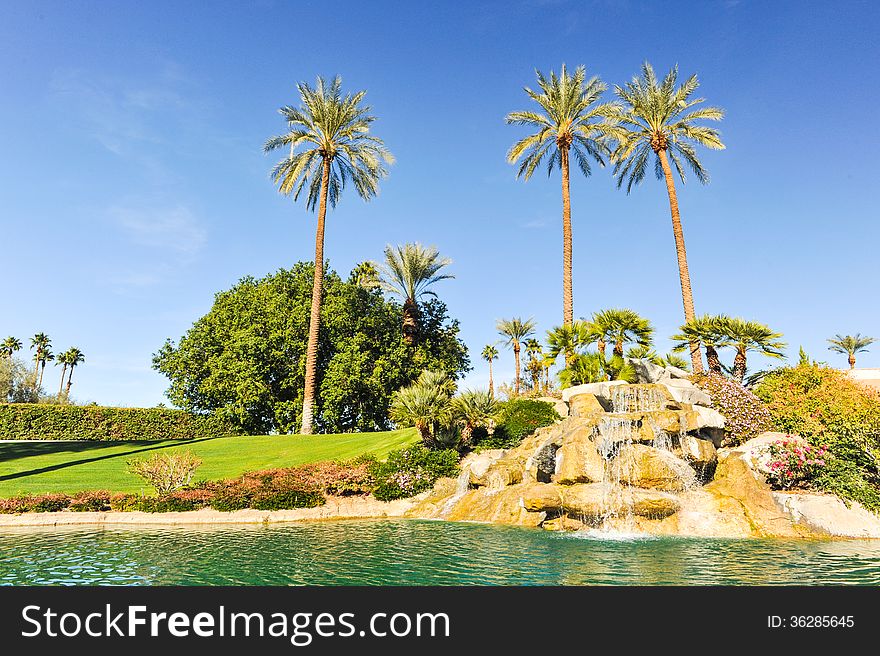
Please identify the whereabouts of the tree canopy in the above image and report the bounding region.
[152,262,469,434]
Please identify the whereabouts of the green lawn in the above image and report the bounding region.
[0,429,418,497]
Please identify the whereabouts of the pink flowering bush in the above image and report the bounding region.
[692,373,772,446]
[764,438,828,490]
[370,445,460,501]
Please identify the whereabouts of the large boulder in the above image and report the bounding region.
[675,433,718,477]
[628,359,690,384]
[693,405,725,430]
[553,427,607,485]
[663,378,711,406]
[612,444,696,492]
[460,449,506,487]
[561,381,628,410]
[535,396,569,418]
[521,482,680,519]
[568,392,605,418]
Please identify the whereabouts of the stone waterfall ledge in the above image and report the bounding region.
[0,495,418,527]
[772,493,880,538]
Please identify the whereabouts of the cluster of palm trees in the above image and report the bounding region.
[389,370,497,447]
[506,62,724,373]
[1,333,85,399]
[264,61,724,433]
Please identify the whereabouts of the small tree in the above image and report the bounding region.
[452,390,499,445]
[389,370,454,447]
[127,451,203,495]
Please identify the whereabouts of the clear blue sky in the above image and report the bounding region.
[1,0,878,407]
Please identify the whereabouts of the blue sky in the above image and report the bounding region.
[1,0,878,407]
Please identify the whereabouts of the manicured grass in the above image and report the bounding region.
[0,429,419,496]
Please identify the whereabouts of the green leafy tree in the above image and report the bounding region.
[376,243,454,345]
[496,317,536,395]
[2,337,22,360]
[481,344,499,397]
[672,314,730,374]
[827,334,876,369]
[611,63,725,373]
[506,64,617,327]
[589,308,653,357]
[264,75,393,435]
[153,264,469,434]
[721,318,786,383]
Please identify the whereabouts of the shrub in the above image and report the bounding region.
[370,445,460,501]
[127,451,203,495]
[0,403,240,441]
[758,438,828,490]
[755,364,880,511]
[0,493,72,513]
[692,373,772,446]
[475,399,559,450]
[68,490,112,512]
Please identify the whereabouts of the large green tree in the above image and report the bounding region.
[611,62,725,373]
[264,75,393,435]
[506,64,617,327]
[153,264,469,434]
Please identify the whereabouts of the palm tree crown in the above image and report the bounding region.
[376,242,453,344]
[497,317,536,395]
[546,320,592,367]
[611,62,724,192]
[590,309,653,357]
[481,345,499,363]
[264,75,394,209]
[827,334,876,369]
[2,337,22,358]
[722,318,785,383]
[672,314,731,373]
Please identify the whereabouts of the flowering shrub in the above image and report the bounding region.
[68,490,112,511]
[762,438,828,489]
[370,445,460,501]
[692,373,772,446]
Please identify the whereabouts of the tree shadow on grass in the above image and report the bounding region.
[0,437,224,483]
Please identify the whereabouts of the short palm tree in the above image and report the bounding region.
[506,64,617,327]
[827,334,876,369]
[496,317,536,395]
[481,344,499,397]
[264,75,393,434]
[559,352,605,388]
[452,390,499,445]
[671,314,730,374]
[524,338,545,392]
[662,352,691,371]
[546,320,591,368]
[389,370,453,446]
[590,308,653,357]
[721,318,785,383]
[2,337,22,359]
[376,243,453,345]
[30,333,51,379]
[62,347,85,396]
[625,345,665,366]
[611,62,725,373]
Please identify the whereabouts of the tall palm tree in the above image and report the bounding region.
[37,348,54,388]
[611,62,725,373]
[827,334,876,369]
[481,344,499,397]
[264,75,393,434]
[2,337,22,360]
[721,318,785,383]
[63,347,85,396]
[55,351,71,396]
[671,314,730,374]
[29,333,51,379]
[376,243,453,345]
[497,317,536,395]
[546,320,591,368]
[506,64,618,327]
[590,309,653,358]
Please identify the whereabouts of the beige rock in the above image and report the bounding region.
[460,449,506,486]
[535,396,569,418]
[520,482,679,519]
[553,431,606,485]
[773,493,880,538]
[568,393,605,418]
[561,381,627,408]
[541,515,586,531]
[693,405,725,430]
[613,444,696,492]
[407,484,545,527]
[676,433,717,471]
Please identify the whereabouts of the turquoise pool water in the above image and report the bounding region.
[2,520,879,585]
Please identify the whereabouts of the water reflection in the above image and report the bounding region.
[1,520,879,586]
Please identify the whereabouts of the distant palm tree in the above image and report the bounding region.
[506,64,617,327]
[63,347,85,396]
[452,390,499,445]
[376,243,453,345]
[524,338,545,392]
[827,334,876,369]
[37,348,54,388]
[721,319,785,383]
[590,309,653,357]
[55,351,71,396]
[29,333,51,380]
[497,317,536,395]
[481,344,499,397]
[672,314,730,374]
[350,261,379,288]
[2,336,22,359]
[611,62,725,373]
[264,75,393,434]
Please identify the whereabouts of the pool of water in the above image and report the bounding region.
[2,519,879,585]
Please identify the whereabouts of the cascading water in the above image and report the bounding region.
[610,385,665,413]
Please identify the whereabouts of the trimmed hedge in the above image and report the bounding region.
[0,404,240,441]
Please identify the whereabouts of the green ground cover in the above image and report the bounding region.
[0,429,418,496]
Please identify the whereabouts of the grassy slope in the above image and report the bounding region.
[0,429,418,496]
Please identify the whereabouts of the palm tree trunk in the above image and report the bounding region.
[597,339,606,358]
[65,366,74,395]
[514,344,521,395]
[488,361,494,398]
[561,146,573,327]
[33,348,41,378]
[658,149,703,374]
[58,364,68,396]
[614,340,624,357]
[402,298,419,345]
[733,347,747,383]
[706,345,722,374]
[849,354,856,369]
[38,361,45,388]
[300,158,331,435]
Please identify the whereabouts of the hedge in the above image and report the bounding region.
[0,404,240,441]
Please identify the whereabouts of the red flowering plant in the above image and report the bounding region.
[763,437,828,490]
